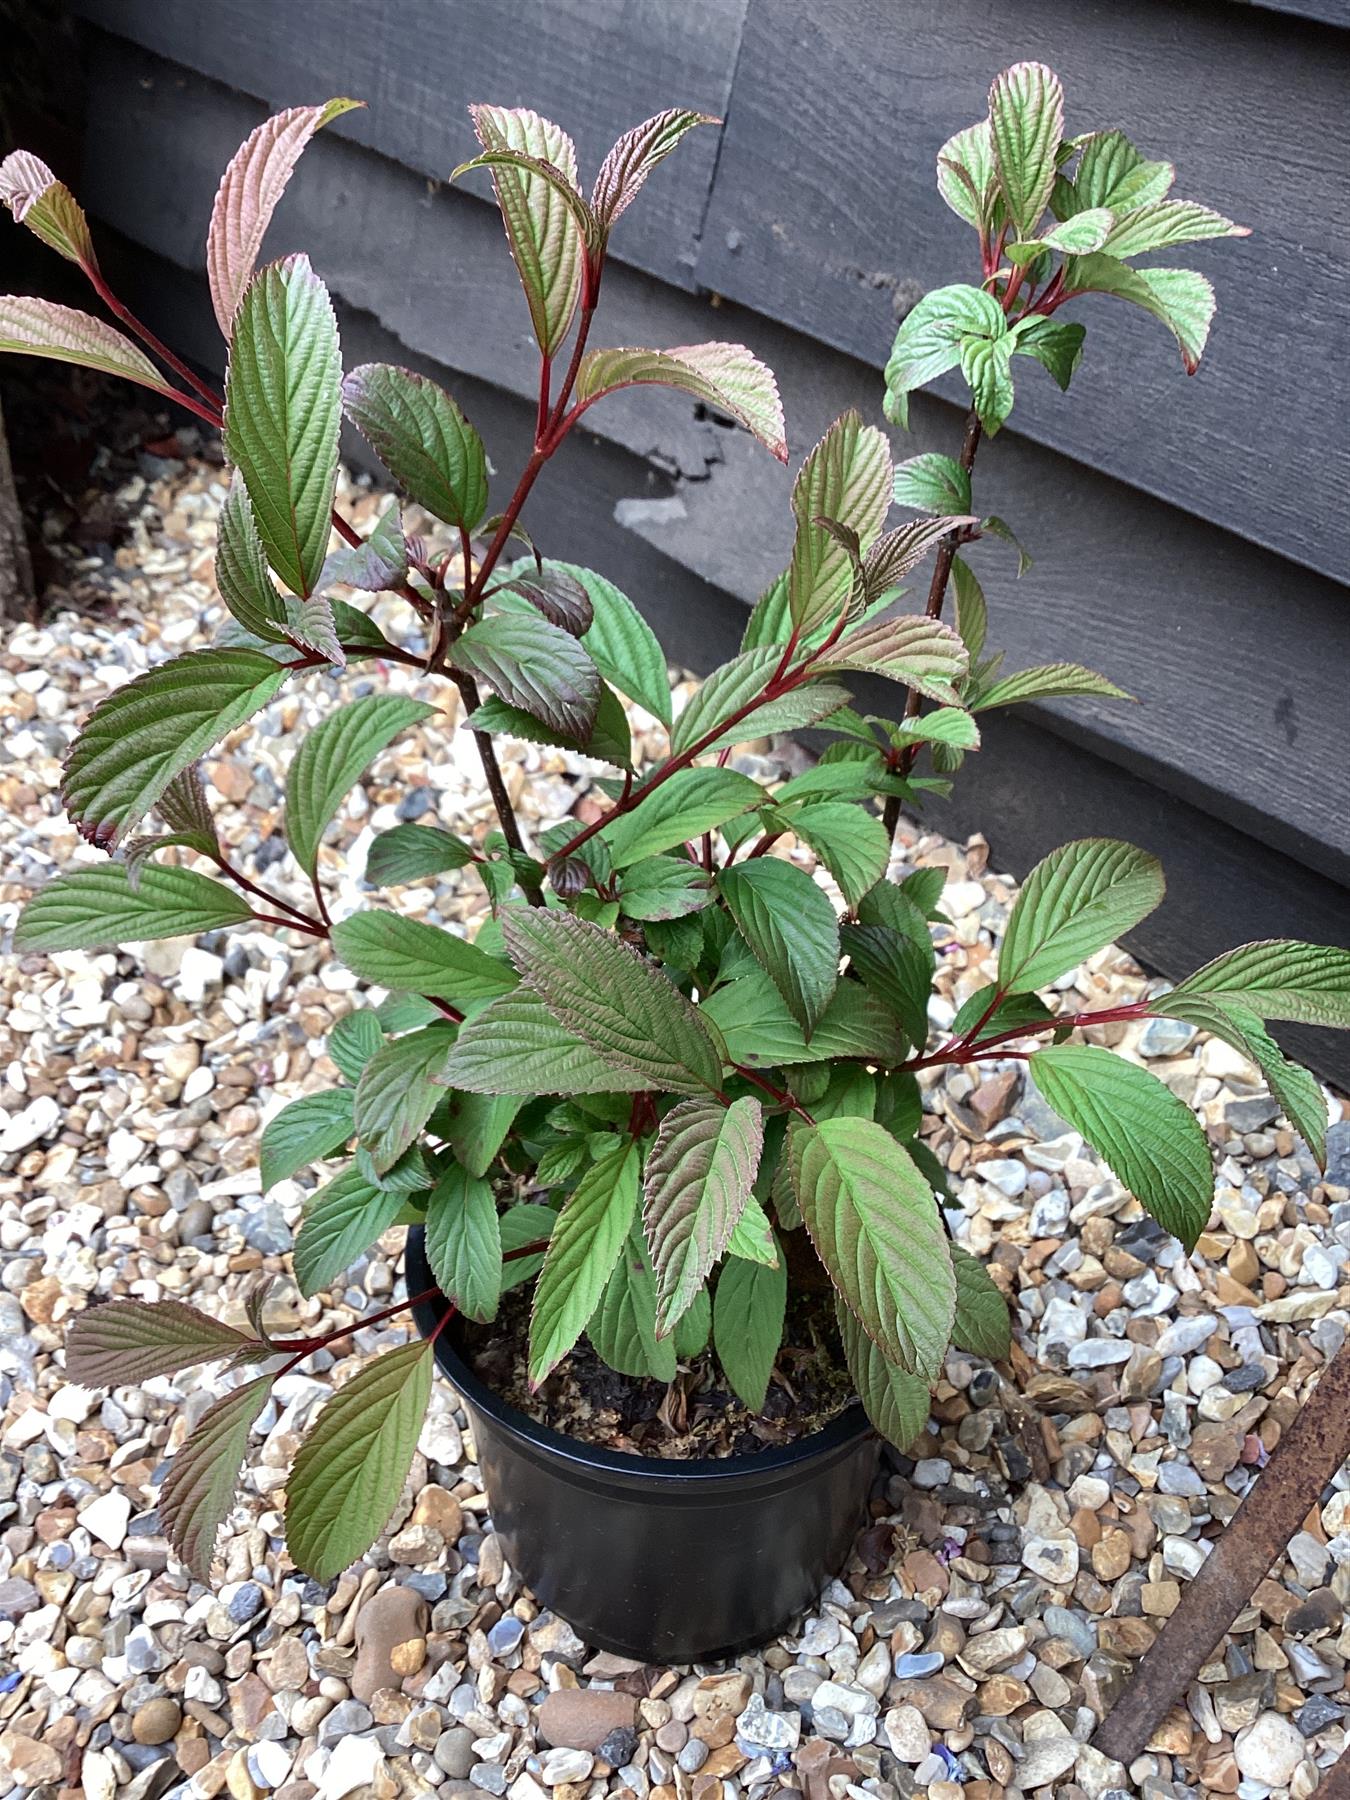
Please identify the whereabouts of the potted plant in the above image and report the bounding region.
[4,66,1346,1665]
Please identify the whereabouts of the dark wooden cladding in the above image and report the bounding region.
[55,9,1350,1081]
[66,0,746,295]
[697,0,1350,585]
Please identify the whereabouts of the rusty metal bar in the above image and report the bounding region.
[1316,1745,1350,1799]
[1093,1337,1350,1767]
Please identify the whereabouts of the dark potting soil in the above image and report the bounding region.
[461,1286,857,1460]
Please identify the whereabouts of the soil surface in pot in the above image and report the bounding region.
[462,1288,856,1458]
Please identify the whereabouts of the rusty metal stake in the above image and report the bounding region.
[1093,1337,1350,1767]
[1316,1744,1350,1800]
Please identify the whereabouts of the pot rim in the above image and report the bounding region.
[406,1225,874,1488]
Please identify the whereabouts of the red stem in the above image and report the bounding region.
[90,270,226,417]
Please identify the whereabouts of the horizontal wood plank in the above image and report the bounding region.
[696,0,1350,583]
[80,44,1350,887]
[69,0,746,293]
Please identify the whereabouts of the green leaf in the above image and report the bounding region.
[425,1163,502,1322]
[857,877,934,944]
[840,923,931,1049]
[0,151,97,268]
[588,1228,678,1382]
[352,1025,457,1173]
[331,911,516,1007]
[862,517,977,603]
[816,614,968,704]
[949,984,1056,1045]
[599,767,764,868]
[286,1340,432,1579]
[467,684,631,768]
[884,285,1005,429]
[437,1090,521,1178]
[224,255,341,597]
[1000,838,1164,994]
[1064,254,1215,373]
[988,61,1064,238]
[782,804,889,910]
[1072,131,1173,212]
[436,988,648,1096]
[293,1164,407,1295]
[260,1090,354,1190]
[206,98,363,335]
[215,473,292,646]
[530,1141,640,1383]
[1007,208,1113,261]
[451,610,600,741]
[574,343,787,462]
[60,648,290,849]
[1009,317,1087,392]
[366,823,476,886]
[618,856,713,922]
[355,1143,433,1196]
[1169,940,1350,1031]
[836,1303,930,1450]
[973,661,1131,710]
[466,106,584,355]
[718,860,839,1036]
[787,412,892,633]
[891,707,981,751]
[591,109,716,228]
[727,1195,778,1266]
[701,970,906,1069]
[713,1248,786,1411]
[1159,994,1328,1168]
[949,1245,1011,1359]
[328,1009,384,1083]
[341,363,488,531]
[1030,1043,1213,1249]
[790,1117,955,1378]
[1100,199,1248,260]
[671,648,850,755]
[538,561,671,726]
[499,1202,557,1292]
[14,864,252,951]
[936,118,998,234]
[893,453,972,515]
[642,1096,763,1335]
[876,1070,923,1142]
[950,555,988,662]
[65,1297,258,1387]
[286,696,435,882]
[160,1375,273,1580]
[0,296,174,395]
[673,1287,712,1359]
[502,909,723,1095]
[961,333,1015,436]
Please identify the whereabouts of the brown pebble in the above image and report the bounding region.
[536,1689,639,1751]
[132,1697,183,1745]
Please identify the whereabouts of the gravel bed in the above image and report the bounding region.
[1,450,1348,1800]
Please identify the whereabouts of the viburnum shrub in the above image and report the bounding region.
[4,66,1348,1583]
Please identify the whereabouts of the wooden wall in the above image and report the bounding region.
[50,2,1350,1078]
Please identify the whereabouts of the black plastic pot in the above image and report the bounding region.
[406,1227,879,1663]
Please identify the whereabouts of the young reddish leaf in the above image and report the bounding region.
[66,1298,259,1387]
[207,98,363,335]
[320,503,407,593]
[464,106,586,354]
[61,648,291,849]
[0,296,172,394]
[643,1095,764,1335]
[573,344,787,462]
[500,568,593,636]
[449,611,601,742]
[286,1340,433,1579]
[0,151,97,269]
[341,365,489,532]
[160,1375,273,1580]
[815,614,969,704]
[453,143,599,263]
[591,109,718,228]
[14,864,253,952]
[224,255,342,597]
[863,516,979,599]
[501,909,724,1096]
